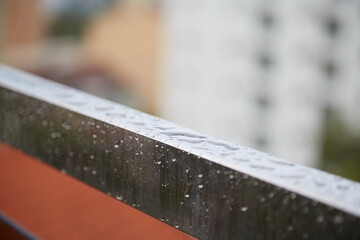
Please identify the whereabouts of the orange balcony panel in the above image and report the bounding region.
[0,142,195,240]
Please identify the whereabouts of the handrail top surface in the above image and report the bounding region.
[0,64,359,218]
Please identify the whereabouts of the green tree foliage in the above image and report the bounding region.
[320,113,360,182]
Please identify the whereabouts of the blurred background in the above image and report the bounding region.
[0,0,359,181]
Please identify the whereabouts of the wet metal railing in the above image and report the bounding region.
[0,65,359,239]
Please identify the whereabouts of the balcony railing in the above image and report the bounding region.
[0,65,359,239]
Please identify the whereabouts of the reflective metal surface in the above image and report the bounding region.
[0,65,359,239]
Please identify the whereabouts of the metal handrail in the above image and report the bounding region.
[0,65,359,239]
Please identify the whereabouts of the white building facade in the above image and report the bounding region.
[160,0,360,166]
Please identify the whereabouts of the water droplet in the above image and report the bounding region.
[185,194,190,198]
[250,164,275,171]
[302,233,309,239]
[92,170,97,175]
[220,151,234,156]
[279,172,306,179]
[316,215,324,223]
[172,158,176,162]
[268,157,295,166]
[95,103,114,111]
[282,196,290,205]
[69,99,87,106]
[234,157,249,162]
[313,176,326,186]
[130,120,145,126]
[92,134,97,139]
[337,181,351,190]
[241,206,248,212]
[248,150,257,155]
[107,112,127,118]
[206,140,240,151]
[62,122,71,130]
[177,138,203,144]
[161,131,206,138]
[302,206,309,214]
[114,144,119,148]
[42,120,48,127]
[174,224,179,229]
[333,214,344,224]
[198,184,204,189]
[198,174,203,178]
[229,174,234,179]
[287,225,294,232]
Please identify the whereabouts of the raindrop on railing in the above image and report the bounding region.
[130,120,145,126]
[302,233,309,239]
[313,175,326,186]
[233,156,249,162]
[42,120,48,127]
[160,131,206,138]
[241,206,248,212]
[333,214,344,224]
[205,140,240,151]
[250,164,275,171]
[287,225,294,232]
[95,103,114,111]
[68,99,87,106]
[316,215,324,223]
[337,181,351,190]
[267,157,295,166]
[106,112,127,118]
